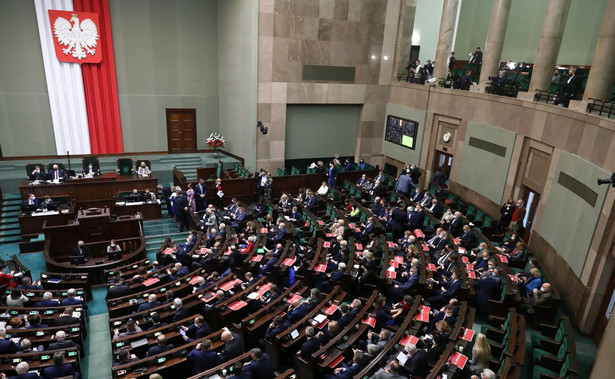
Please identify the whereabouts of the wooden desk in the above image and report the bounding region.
[18,205,77,236]
[20,173,158,201]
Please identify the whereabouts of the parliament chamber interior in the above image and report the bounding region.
[1,0,615,378]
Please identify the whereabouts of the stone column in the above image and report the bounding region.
[583,0,615,101]
[528,0,571,93]
[478,0,512,93]
[433,0,460,81]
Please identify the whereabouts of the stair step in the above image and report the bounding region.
[0,224,20,231]
[0,229,21,237]
[0,236,22,244]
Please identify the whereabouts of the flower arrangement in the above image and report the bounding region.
[206,133,225,149]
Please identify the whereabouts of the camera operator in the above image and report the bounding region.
[423,60,434,80]
[489,71,510,95]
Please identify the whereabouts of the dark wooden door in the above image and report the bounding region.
[593,270,615,344]
[521,187,540,242]
[166,109,196,153]
[433,151,453,188]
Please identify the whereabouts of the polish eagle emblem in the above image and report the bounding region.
[53,13,99,60]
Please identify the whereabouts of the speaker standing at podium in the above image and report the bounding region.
[73,241,91,261]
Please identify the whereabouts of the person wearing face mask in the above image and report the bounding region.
[21,193,39,213]
[498,198,514,231]
[40,195,57,211]
[518,283,552,314]
[107,239,122,260]
[508,199,526,235]
[472,271,500,312]
[519,267,542,298]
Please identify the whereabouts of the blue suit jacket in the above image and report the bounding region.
[287,304,308,323]
[460,230,477,246]
[137,301,161,313]
[442,279,461,297]
[35,299,60,307]
[473,277,500,307]
[265,321,290,340]
[305,196,318,208]
[61,297,84,307]
[401,274,419,291]
[7,373,41,379]
[336,363,362,378]
[187,349,221,373]
[42,363,75,379]
[0,338,19,354]
[300,337,321,358]
[244,354,275,379]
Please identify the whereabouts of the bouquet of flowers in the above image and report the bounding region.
[206,133,225,149]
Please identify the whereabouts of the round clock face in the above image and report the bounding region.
[442,132,452,142]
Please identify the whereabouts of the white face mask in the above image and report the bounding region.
[111,244,116,247]
[540,287,546,292]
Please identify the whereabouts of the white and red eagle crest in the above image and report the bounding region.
[48,10,102,64]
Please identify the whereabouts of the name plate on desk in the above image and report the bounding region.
[31,211,60,216]
[124,201,144,206]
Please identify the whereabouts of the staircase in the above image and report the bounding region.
[0,193,22,244]
[141,194,190,260]
[159,156,203,182]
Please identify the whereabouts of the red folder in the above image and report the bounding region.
[460,328,475,342]
[414,306,431,322]
[454,238,461,245]
[497,254,509,263]
[386,270,397,279]
[305,222,310,227]
[326,233,334,237]
[286,293,302,304]
[448,352,469,369]
[389,260,399,269]
[316,319,329,329]
[317,220,324,225]
[465,264,474,271]
[422,243,429,251]
[461,256,470,263]
[400,334,419,346]
[282,257,296,266]
[426,263,437,271]
[355,243,363,250]
[328,355,345,368]
[260,227,268,233]
[349,223,357,229]
[394,256,404,264]
[323,304,338,315]
[259,283,272,292]
[251,255,263,262]
[198,247,207,254]
[163,248,174,255]
[508,274,518,283]
[200,292,216,302]
[362,316,376,327]
[315,264,327,273]
[388,241,395,248]
[189,277,200,285]
[143,278,160,287]
[458,247,467,254]
[323,241,330,248]
[413,229,425,238]
[467,271,476,279]
[220,279,242,291]
[228,300,248,311]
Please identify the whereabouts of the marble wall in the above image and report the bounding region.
[257,0,399,171]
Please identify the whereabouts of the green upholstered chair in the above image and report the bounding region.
[117,158,134,176]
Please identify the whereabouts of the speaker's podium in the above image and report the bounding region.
[43,207,146,284]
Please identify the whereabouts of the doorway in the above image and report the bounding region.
[166,108,197,153]
[593,269,615,344]
[433,151,453,188]
[521,187,541,241]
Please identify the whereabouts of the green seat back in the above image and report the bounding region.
[559,354,571,376]
[25,163,46,177]
[117,158,133,176]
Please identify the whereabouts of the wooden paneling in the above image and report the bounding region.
[19,173,158,201]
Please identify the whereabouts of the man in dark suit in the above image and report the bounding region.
[395,173,414,197]
[243,348,275,379]
[137,294,161,313]
[427,271,462,309]
[172,298,190,322]
[555,67,579,107]
[305,191,318,208]
[286,299,308,323]
[399,344,429,377]
[42,351,78,379]
[429,304,457,329]
[48,164,66,181]
[459,70,473,90]
[51,307,81,327]
[472,271,500,310]
[182,315,211,342]
[194,178,208,211]
[409,164,421,185]
[61,288,86,307]
[29,166,44,181]
[324,350,363,379]
[4,362,41,379]
[336,304,354,329]
[175,192,190,232]
[298,326,320,359]
[448,212,464,236]
[106,281,132,300]
[265,316,290,340]
[187,339,221,375]
[459,225,478,249]
[391,202,408,240]
[146,335,175,357]
[426,198,444,219]
[304,288,324,312]
[0,327,19,354]
[411,187,424,203]
[72,241,91,260]
[219,328,242,361]
[21,194,39,212]
[327,161,339,187]
[390,267,419,302]
[432,167,445,188]
[35,292,59,307]
[157,184,173,217]
[40,196,57,211]
[357,174,369,188]
[408,205,425,230]
[48,330,80,351]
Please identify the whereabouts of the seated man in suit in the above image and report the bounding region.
[42,351,80,379]
[34,292,60,308]
[426,198,444,219]
[21,193,39,213]
[61,288,86,307]
[398,343,429,377]
[426,270,462,309]
[18,276,42,290]
[29,166,44,181]
[518,283,553,314]
[0,327,19,354]
[459,225,478,249]
[106,279,132,300]
[389,267,419,302]
[324,350,363,379]
[181,315,211,342]
[297,326,320,359]
[187,339,221,375]
[265,315,290,340]
[40,195,57,211]
[219,328,242,362]
[50,307,80,327]
[49,164,66,181]
[172,298,190,322]
[49,330,80,351]
[146,335,175,357]
[243,348,275,379]
[137,294,161,313]
[2,362,41,379]
[286,299,308,323]
[72,241,91,261]
[83,162,100,176]
[472,270,500,312]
